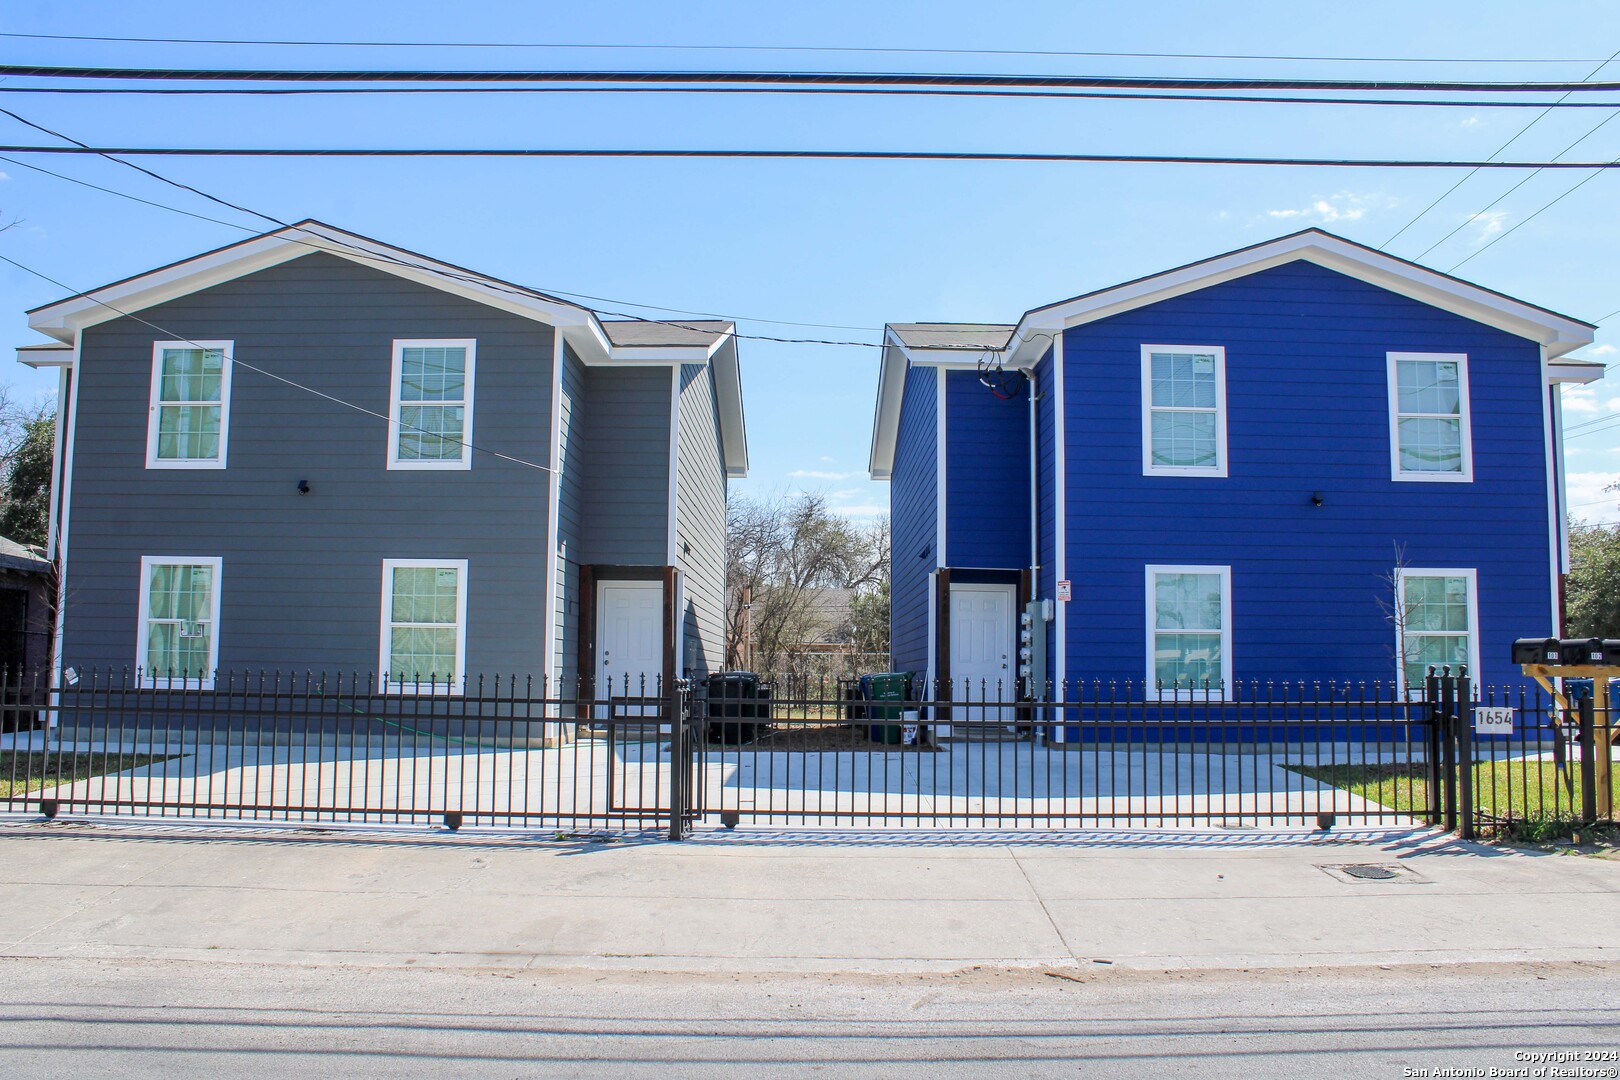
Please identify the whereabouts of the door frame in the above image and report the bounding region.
[577,565,678,718]
[935,567,1032,702]
[946,581,1018,703]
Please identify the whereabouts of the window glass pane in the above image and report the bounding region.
[391,566,459,625]
[1150,352,1217,408]
[1397,417,1462,473]
[156,404,221,460]
[1151,412,1217,468]
[1154,573,1222,631]
[159,348,224,403]
[1401,575,1470,685]
[145,563,214,680]
[389,627,458,684]
[1155,633,1223,687]
[148,563,212,622]
[1397,359,1460,415]
[397,404,464,460]
[399,347,466,403]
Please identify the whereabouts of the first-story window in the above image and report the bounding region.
[1397,569,1478,689]
[1147,565,1232,692]
[137,556,221,687]
[381,559,468,693]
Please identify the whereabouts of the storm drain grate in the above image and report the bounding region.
[1341,864,1399,880]
[1318,862,1427,885]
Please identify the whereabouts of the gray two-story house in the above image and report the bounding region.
[17,221,747,702]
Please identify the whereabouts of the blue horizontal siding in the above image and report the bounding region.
[945,369,1030,570]
[888,365,937,678]
[1060,259,1555,690]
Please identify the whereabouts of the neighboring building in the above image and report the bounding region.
[17,221,747,702]
[0,535,53,685]
[870,229,1601,698]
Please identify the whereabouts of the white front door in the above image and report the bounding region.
[949,583,1017,719]
[598,580,663,718]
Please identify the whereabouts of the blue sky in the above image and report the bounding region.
[1,0,1617,524]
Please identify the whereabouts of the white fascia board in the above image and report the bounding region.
[16,345,74,368]
[600,345,717,365]
[709,334,749,478]
[27,223,611,358]
[868,332,910,480]
[1547,361,1606,384]
[1007,233,1593,359]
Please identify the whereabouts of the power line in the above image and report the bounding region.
[1448,164,1614,271]
[1414,105,1620,261]
[0,105,905,349]
[5,84,1620,109]
[5,65,1620,93]
[6,144,1620,167]
[0,248,556,474]
[0,151,886,336]
[0,32,1607,64]
[1380,48,1620,251]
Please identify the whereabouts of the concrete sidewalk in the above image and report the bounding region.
[0,817,1615,975]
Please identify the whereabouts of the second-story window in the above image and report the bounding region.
[147,341,231,468]
[1388,352,1472,481]
[1141,345,1227,477]
[389,339,476,470]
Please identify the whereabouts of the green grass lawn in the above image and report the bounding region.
[0,752,175,799]
[1291,759,1618,839]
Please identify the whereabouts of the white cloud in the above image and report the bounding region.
[789,468,856,481]
[1264,191,1394,225]
[1589,344,1616,356]
[1567,470,1620,517]
[1461,116,1482,128]
[827,503,887,519]
[1562,383,1603,414]
[1467,210,1508,243]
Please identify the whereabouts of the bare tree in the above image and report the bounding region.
[725,494,886,673]
[1375,541,1416,693]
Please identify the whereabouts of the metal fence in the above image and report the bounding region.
[0,669,694,833]
[0,668,1610,837]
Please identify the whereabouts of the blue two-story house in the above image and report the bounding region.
[870,229,1600,705]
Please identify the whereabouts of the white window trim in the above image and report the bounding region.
[146,340,233,470]
[1395,567,1480,687]
[135,555,222,689]
[387,338,476,471]
[1141,344,1228,478]
[380,558,469,695]
[1387,351,1474,483]
[1145,563,1233,696]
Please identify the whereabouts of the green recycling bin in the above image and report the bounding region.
[861,672,913,744]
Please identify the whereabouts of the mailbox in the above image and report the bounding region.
[1559,638,1609,666]
[1511,638,1561,665]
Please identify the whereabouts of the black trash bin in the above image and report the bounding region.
[706,671,773,744]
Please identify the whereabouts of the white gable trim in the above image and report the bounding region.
[1006,231,1593,367]
[27,221,616,362]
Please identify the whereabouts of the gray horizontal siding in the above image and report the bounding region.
[579,366,671,566]
[675,362,727,676]
[62,251,556,677]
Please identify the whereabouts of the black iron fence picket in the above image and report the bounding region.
[0,667,1609,837]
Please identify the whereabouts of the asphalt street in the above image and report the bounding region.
[2,957,1616,1078]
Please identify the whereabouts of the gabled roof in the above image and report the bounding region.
[20,220,747,475]
[871,228,1598,479]
[602,320,733,348]
[888,323,1015,351]
[0,536,50,575]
